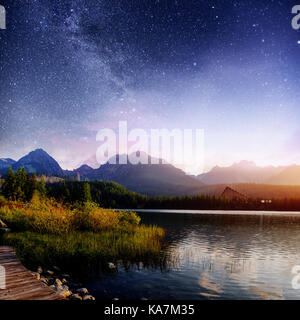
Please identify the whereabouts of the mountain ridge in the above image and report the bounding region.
[2,149,300,196]
[0,149,204,196]
[0,149,64,176]
[267,165,300,185]
[0,158,16,169]
[197,161,286,185]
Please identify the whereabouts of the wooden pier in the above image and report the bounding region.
[0,246,63,300]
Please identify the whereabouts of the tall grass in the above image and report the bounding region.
[0,197,165,277]
[0,196,142,234]
[1,227,165,278]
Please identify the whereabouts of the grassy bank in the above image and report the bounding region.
[0,195,165,278]
[0,194,143,234]
[1,228,165,278]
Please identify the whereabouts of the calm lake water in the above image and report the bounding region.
[86,210,300,300]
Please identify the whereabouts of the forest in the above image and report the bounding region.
[2,167,300,211]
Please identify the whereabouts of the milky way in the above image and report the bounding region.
[0,0,299,172]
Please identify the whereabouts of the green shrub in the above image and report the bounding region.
[119,210,141,227]
[0,195,6,206]
[0,197,143,234]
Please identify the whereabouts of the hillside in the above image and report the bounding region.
[194,183,300,199]
[267,166,300,185]
[197,161,284,184]
[85,160,204,196]
[48,180,146,209]
[7,149,64,176]
[0,158,16,169]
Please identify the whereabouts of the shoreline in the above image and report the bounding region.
[30,266,96,301]
[119,209,300,216]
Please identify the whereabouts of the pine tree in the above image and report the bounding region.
[28,173,38,200]
[15,168,26,201]
[2,167,16,200]
[58,180,70,202]
[37,175,47,198]
[82,182,92,204]
[21,168,29,200]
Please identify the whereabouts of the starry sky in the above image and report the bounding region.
[0,0,299,174]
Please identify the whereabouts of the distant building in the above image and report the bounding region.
[221,186,248,201]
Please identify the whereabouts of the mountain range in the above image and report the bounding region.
[85,156,204,196]
[1,149,300,196]
[0,158,16,169]
[0,149,204,196]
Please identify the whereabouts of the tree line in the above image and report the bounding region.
[48,180,146,208]
[47,180,300,211]
[1,167,46,201]
[3,167,300,211]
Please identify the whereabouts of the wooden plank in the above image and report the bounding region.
[0,246,64,300]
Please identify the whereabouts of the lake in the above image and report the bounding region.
[86,210,300,300]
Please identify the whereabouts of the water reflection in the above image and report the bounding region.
[88,211,300,300]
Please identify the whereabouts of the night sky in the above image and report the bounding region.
[0,0,299,173]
